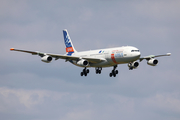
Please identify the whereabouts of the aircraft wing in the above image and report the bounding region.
[139,53,171,62]
[10,48,106,64]
[47,53,106,63]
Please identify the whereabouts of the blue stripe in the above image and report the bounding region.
[67,52,74,56]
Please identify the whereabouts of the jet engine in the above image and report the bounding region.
[128,61,139,69]
[77,59,89,67]
[147,58,158,66]
[41,55,53,63]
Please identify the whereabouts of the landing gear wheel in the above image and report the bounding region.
[129,67,133,70]
[115,70,118,74]
[96,70,98,74]
[109,73,112,77]
[112,70,116,77]
[109,65,118,77]
[128,62,134,70]
[87,69,89,73]
[80,67,90,77]
[81,72,83,76]
[113,73,116,77]
[95,67,102,74]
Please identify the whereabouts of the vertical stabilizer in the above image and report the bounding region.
[63,29,77,56]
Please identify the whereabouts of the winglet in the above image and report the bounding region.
[167,53,171,56]
[10,48,15,51]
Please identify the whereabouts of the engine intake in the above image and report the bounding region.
[147,58,158,66]
[41,55,52,63]
[77,59,89,67]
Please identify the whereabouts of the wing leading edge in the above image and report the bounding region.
[10,48,106,64]
[139,53,171,62]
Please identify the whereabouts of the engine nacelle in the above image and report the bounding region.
[128,61,139,69]
[147,58,158,66]
[77,59,89,67]
[41,55,52,63]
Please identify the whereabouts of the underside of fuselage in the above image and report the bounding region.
[70,55,140,68]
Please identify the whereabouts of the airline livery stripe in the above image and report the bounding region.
[66,47,74,53]
[111,54,118,64]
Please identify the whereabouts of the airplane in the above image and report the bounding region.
[10,29,171,77]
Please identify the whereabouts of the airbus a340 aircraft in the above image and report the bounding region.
[10,29,171,77]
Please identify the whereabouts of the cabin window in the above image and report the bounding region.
[131,50,139,52]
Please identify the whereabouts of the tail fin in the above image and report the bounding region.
[63,29,77,56]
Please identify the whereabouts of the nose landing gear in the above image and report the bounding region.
[128,62,133,70]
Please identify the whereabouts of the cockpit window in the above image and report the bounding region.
[131,50,139,52]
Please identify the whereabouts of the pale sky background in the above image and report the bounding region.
[0,0,180,120]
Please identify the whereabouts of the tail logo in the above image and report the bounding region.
[63,29,76,56]
[66,47,74,53]
[65,35,72,48]
[63,31,72,48]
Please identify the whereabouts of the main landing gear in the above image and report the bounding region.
[95,67,102,74]
[109,65,118,77]
[80,67,89,76]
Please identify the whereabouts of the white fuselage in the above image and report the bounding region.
[70,46,141,67]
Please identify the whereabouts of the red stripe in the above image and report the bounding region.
[66,47,74,52]
[111,54,117,64]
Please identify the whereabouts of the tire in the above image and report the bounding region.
[87,69,89,73]
[96,70,99,74]
[115,70,118,74]
[113,74,116,77]
[109,73,112,77]
[112,70,115,75]
[129,67,133,70]
[81,72,83,76]
[99,70,101,74]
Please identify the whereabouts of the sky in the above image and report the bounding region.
[0,0,180,120]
